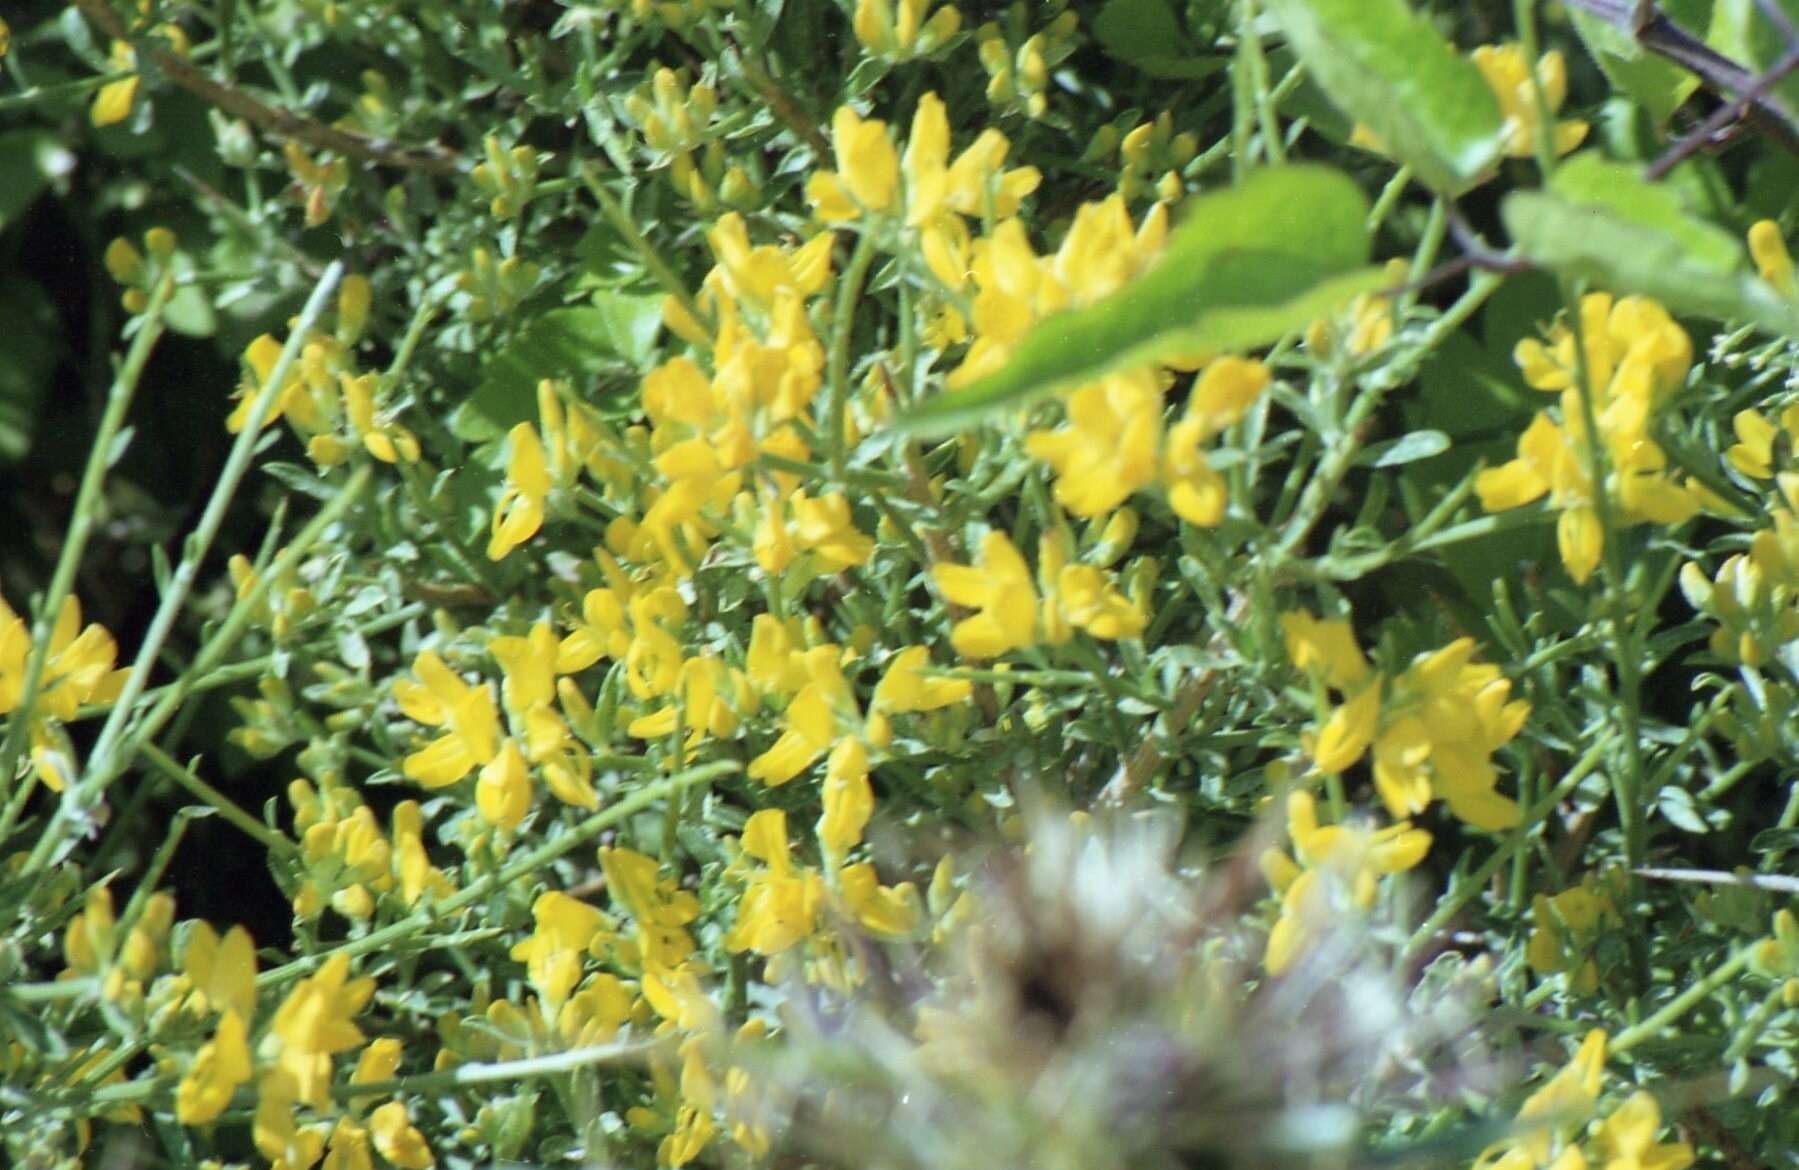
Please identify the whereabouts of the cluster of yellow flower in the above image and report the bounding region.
[0,592,127,793]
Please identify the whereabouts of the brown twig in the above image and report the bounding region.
[1563,0,1799,156]
[72,0,460,173]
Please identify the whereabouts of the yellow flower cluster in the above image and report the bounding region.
[226,277,420,466]
[1478,292,1698,584]
[1284,610,1529,830]
[0,592,128,793]
[1524,872,1623,994]
[1475,1031,1693,1170]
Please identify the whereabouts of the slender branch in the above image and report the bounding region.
[70,0,458,173]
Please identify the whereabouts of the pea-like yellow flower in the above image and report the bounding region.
[1258,791,1430,974]
[1750,219,1797,297]
[181,922,258,1021]
[509,891,612,1011]
[1479,293,1698,584]
[818,737,873,863]
[871,645,972,713]
[854,0,961,61]
[932,531,1038,659]
[488,421,550,560]
[806,106,900,220]
[1525,873,1623,994]
[748,646,859,784]
[370,1101,436,1169]
[1470,44,1589,159]
[395,651,501,787]
[265,953,374,1107]
[725,809,824,955]
[601,846,702,972]
[176,1009,253,1124]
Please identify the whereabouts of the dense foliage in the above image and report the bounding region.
[4,0,1799,1167]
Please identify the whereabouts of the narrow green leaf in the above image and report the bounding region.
[899,165,1378,435]
[1262,0,1503,192]
[451,307,632,441]
[1501,155,1799,337]
[1366,429,1451,467]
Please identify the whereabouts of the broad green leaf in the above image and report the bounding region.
[1570,1,1708,124]
[451,307,632,441]
[590,289,665,368]
[1710,0,1799,121]
[1262,0,1503,192]
[1092,0,1227,79]
[900,165,1379,434]
[1501,155,1799,337]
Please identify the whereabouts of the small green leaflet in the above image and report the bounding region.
[898,164,1380,435]
[1501,154,1799,339]
[1261,0,1503,193]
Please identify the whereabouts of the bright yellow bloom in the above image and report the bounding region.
[1281,612,1370,691]
[818,737,873,862]
[265,953,375,1106]
[1025,367,1163,516]
[509,891,611,1011]
[488,421,551,560]
[475,736,532,830]
[339,373,420,464]
[370,1102,436,1169]
[1750,219,1797,297]
[840,862,921,937]
[747,646,858,785]
[725,810,823,955]
[854,0,962,60]
[1592,1093,1694,1170]
[1477,1030,1607,1170]
[807,106,900,220]
[395,651,501,787]
[601,846,702,972]
[1471,44,1589,159]
[1479,294,1698,583]
[872,645,971,713]
[932,531,1038,659]
[176,1009,253,1124]
[181,922,258,1021]
[0,593,128,727]
[1259,791,1429,973]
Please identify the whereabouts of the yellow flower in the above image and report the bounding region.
[601,846,702,972]
[748,646,858,784]
[1750,219,1797,297]
[854,0,962,60]
[725,810,823,955]
[840,862,921,936]
[181,922,258,1021]
[1592,1093,1694,1170]
[1281,611,1370,691]
[266,953,375,1106]
[0,593,129,728]
[176,1009,253,1124]
[1308,679,1382,775]
[1471,44,1589,159]
[1480,294,1698,583]
[370,1102,435,1169]
[806,106,900,220]
[1258,791,1429,973]
[872,645,971,713]
[818,737,873,862]
[488,421,551,560]
[1024,366,1163,517]
[475,736,532,830]
[1477,1029,1607,1170]
[395,651,501,787]
[1526,873,1623,993]
[932,531,1038,659]
[509,891,611,1011]
[339,373,420,464]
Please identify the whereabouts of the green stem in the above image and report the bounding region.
[827,232,879,484]
[1610,947,1752,1054]
[139,742,298,858]
[1403,735,1610,958]
[577,165,712,339]
[0,274,175,814]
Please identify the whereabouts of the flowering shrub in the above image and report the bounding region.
[6,0,1799,1167]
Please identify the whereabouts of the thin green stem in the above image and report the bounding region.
[0,274,175,814]
[1610,948,1752,1054]
[1403,735,1610,958]
[139,742,298,858]
[828,232,879,484]
[578,165,712,339]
